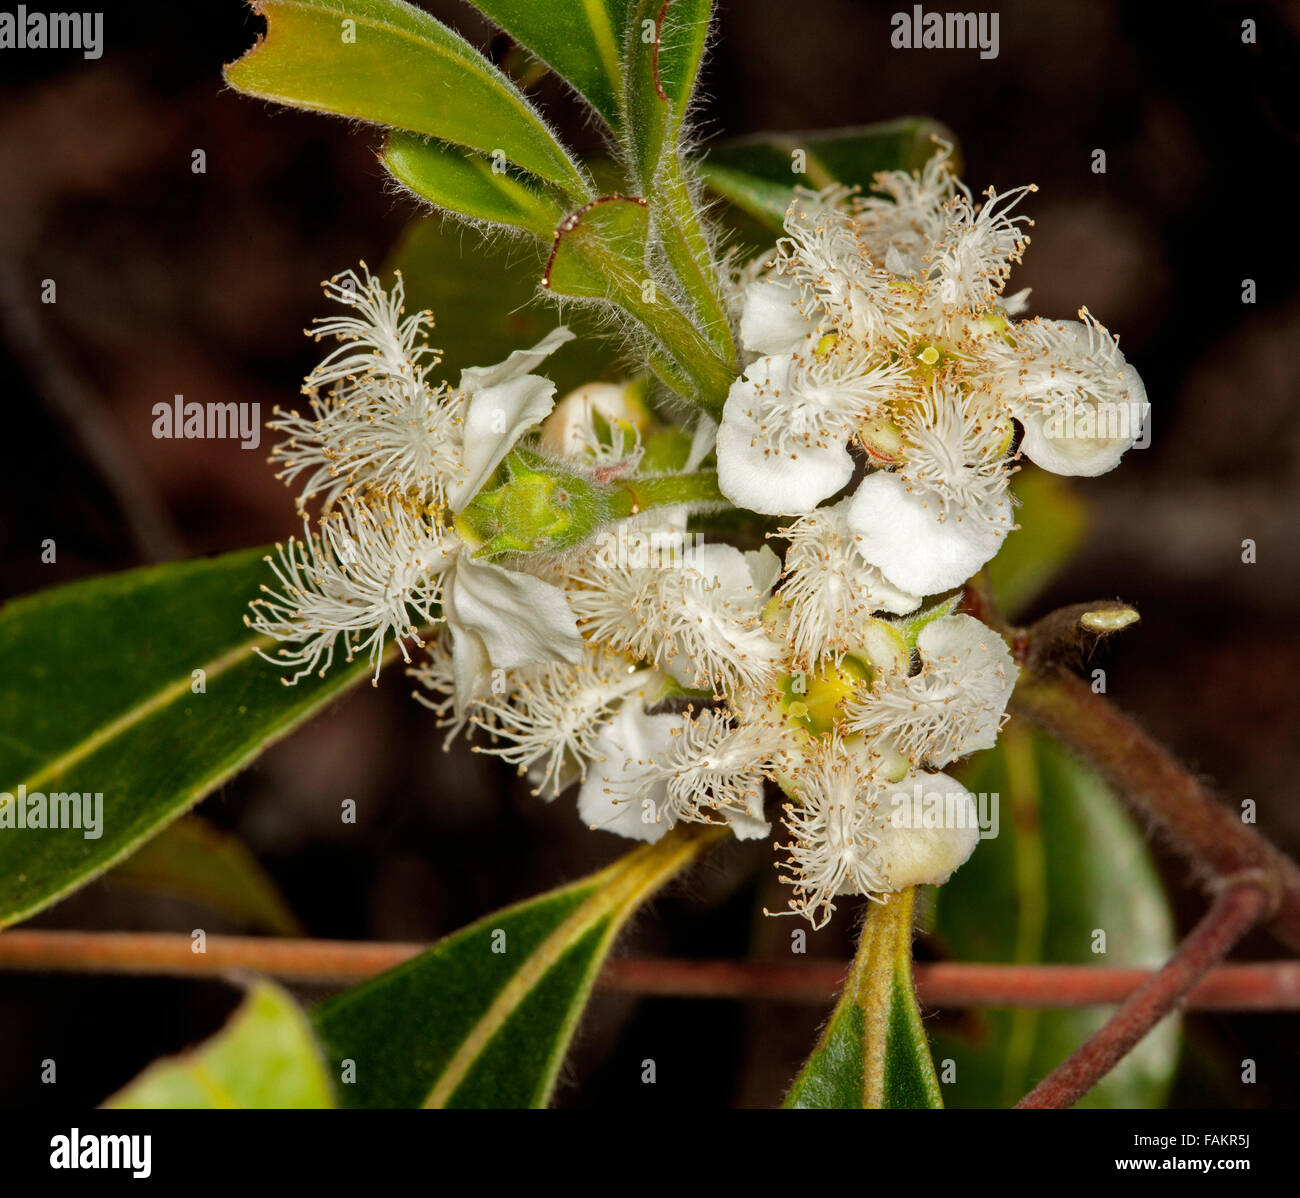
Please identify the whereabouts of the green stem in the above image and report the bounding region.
[608,470,725,518]
[650,157,737,370]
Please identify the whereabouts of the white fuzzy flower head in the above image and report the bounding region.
[247,495,451,684]
[777,497,920,667]
[253,265,583,693]
[567,539,784,694]
[843,613,1017,768]
[469,649,651,798]
[774,738,891,929]
[270,265,467,512]
[716,147,1147,600]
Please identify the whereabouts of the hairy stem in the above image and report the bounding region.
[1015,882,1271,1108]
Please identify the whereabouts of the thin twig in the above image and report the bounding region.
[965,579,1300,956]
[1012,669,1300,954]
[1015,882,1272,1108]
[1,929,1298,1009]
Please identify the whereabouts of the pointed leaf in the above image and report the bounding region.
[383,133,567,237]
[0,548,374,929]
[785,888,943,1108]
[701,118,957,232]
[313,826,720,1108]
[225,0,588,197]
[106,815,303,935]
[931,724,1179,1108]
[469,0,633,132]
[104,980,333,1108]
[624,0,712,189]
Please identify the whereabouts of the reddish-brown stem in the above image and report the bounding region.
[1012,669,1300,954]
[2,930,1300,1010]
[964,579,1300,957]
[1016,883,1272,1109]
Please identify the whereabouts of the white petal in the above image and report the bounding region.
[459,326,575,393]
[847,471,1009,595]
[684,413,718,471]
[576,703,676,842]
[739,279,817,356]
[744,543,782,596]
[448,556,583,671]
[1018,358,1149,476]
[448,374,559,512]
[876,771,981,888]
[717,357,855,516]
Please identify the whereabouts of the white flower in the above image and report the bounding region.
[576,702,680,843]
[469,648,651,798]
[775,738,980,928]
[248,495,451,683]
[777,497,920,667]
[255,266,582,693]
[983,312,1149,477]
[846,383,1015,595]
[567,536,783,694]
[774,740,890,929]
[842,613,1017,768]
[716,150,1147,607]
[269,264,574,513]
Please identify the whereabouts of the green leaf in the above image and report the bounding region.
[988,468,1090,620]
[383,133,566,237]
[624,0,712,190]
[468,0,632,133]
[106,815,303,935]
[225,0,589,198]
[543,195,733,409]
[931,724,1179,1108]
[784,888,943,1109]
[701,117,957,233]
[386,216,618,395]
[313,826,720,1108]
[104,981,333,1108]
[0,548,374,930]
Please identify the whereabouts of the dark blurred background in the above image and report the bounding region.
[0,0,1297,1109]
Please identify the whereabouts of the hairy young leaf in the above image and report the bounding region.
[469,0,633,132]
[225,0,589,198]
[104,981,333,1108]
[384,133,568,237]
[0,549,374,929]
[784,888,943,1109]
[313,826,720,1108]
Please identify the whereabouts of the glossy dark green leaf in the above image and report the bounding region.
[313,827,719,1108]
[988,468,1089,620]
[386,216,619,395]
[384,133,567,237]
[931,724,1179,1108]
[701,117,957,232]
[225,0,588,197]
[0,548,374,929]
[106,815,303,935]
[785,888,943,1109]
[469,0,633,132]
[104,981,333,1109]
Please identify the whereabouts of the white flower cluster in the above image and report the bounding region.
[252,148,1143,928]
[247,265,584,694]
[718,147,1149,595]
